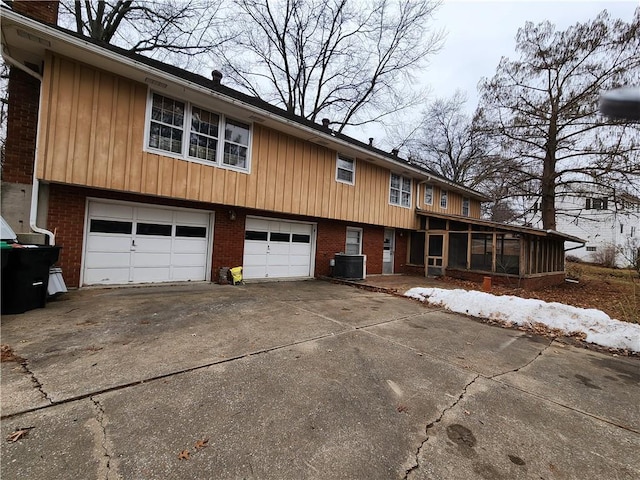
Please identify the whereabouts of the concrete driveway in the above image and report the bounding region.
[1,280,638,479]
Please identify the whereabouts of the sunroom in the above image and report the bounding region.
[410,211,585,289]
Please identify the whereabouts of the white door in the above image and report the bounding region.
[243,217,314,279]
[83,201,212,285]
[383,228,395,274]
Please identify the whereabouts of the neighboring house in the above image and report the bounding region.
[526,187,640,267]
[1,2,581,289]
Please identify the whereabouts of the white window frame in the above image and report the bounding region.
[389,173,412,208]
[440,190,448,209]
[336,154,355,185]
[462,197,470,216]
[145,91,252,173]
[424,185,433,206]
[345,227,363,254]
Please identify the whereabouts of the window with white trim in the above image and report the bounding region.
[424,185,433,205]
[440,190,448,209]
[345,227,363,254]
[390,173,412,207]
[147,92,251,171]
[336,155,355,184]
[462,197,470,216]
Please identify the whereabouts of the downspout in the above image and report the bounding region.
[2,49,55,245]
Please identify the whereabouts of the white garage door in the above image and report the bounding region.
[83,201,212,285]
[243,217,314,279]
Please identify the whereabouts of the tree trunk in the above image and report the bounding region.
[541,112,558,230]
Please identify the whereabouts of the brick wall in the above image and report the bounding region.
[445,269,566,290]
[315,220,346,276]
[12,1,59,24]
[394,230,408,273]
[3,68,40,184]
[211,210,247,279]
[46,184,390,286]
[363,226,383,274]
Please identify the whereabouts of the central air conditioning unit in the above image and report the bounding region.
[332,254,367,280]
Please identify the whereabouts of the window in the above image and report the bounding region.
[440,190,448,209]
[149,94,184,154]
[620,223,624,234]
[409,231,425,265]
[424,185,433,205]
[586,246,597,252]
[189,107,219,161]
[90,219,132,234]
[631,226,636,237]
[270,232,291,242]
[470,233,492,271]
[336,155,355,184]
[462,197,470,216]
[345,227,362,254]
[147,92,251,172]
[136,223,172,236]
[176,226,207,238]
[448,233,468,269]
[223,119,250,169]
[585,197,608,210]
[390,173,412,207]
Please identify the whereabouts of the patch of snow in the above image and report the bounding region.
[405,287,640,352]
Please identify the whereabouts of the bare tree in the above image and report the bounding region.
[0,64,9,167]
[478,9,640,230]
[58,1,225,66]
[402,91,494,188]
[215,0,444,132]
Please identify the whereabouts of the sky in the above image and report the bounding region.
[423,0,639,113]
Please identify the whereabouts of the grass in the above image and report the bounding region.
[563,262,639,323]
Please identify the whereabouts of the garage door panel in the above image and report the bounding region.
[289,265,311,276]
[172,252,208,267]
[86,235,132,252]
[289,254,311,266]
[246,218,269,231]
[243,265,267,278]
[267,265,291,277]
[134,237,172,253]
[84,267,130,285]
[132,267,171,283]
[175,211,209,224]
[84,201,211,285]
[269,244,290,255]
[133,252,171,267]
[136,207,174,223]
[89,202,133,219]
[172,266,206,281]
[84,252,132,269]
[173,238,207,253]
[243,218,313,279]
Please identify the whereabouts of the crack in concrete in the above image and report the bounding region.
[403,374,480,480]
[490,338,554,379]
[19,359,52,404]
[90,396,112,480]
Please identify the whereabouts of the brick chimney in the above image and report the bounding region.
[12,1,59,24]
[2,1,59,234]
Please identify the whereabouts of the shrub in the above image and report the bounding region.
[591,244,617,268]
[565,255,581,263]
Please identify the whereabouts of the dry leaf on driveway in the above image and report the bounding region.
[178,450,190,460]
[195,438,209,450]
[7,427,34,442]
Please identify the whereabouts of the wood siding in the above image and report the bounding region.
[418,183,481,218]
[36,55,432,229]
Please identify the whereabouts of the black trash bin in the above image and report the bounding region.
[1,246,61,315]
